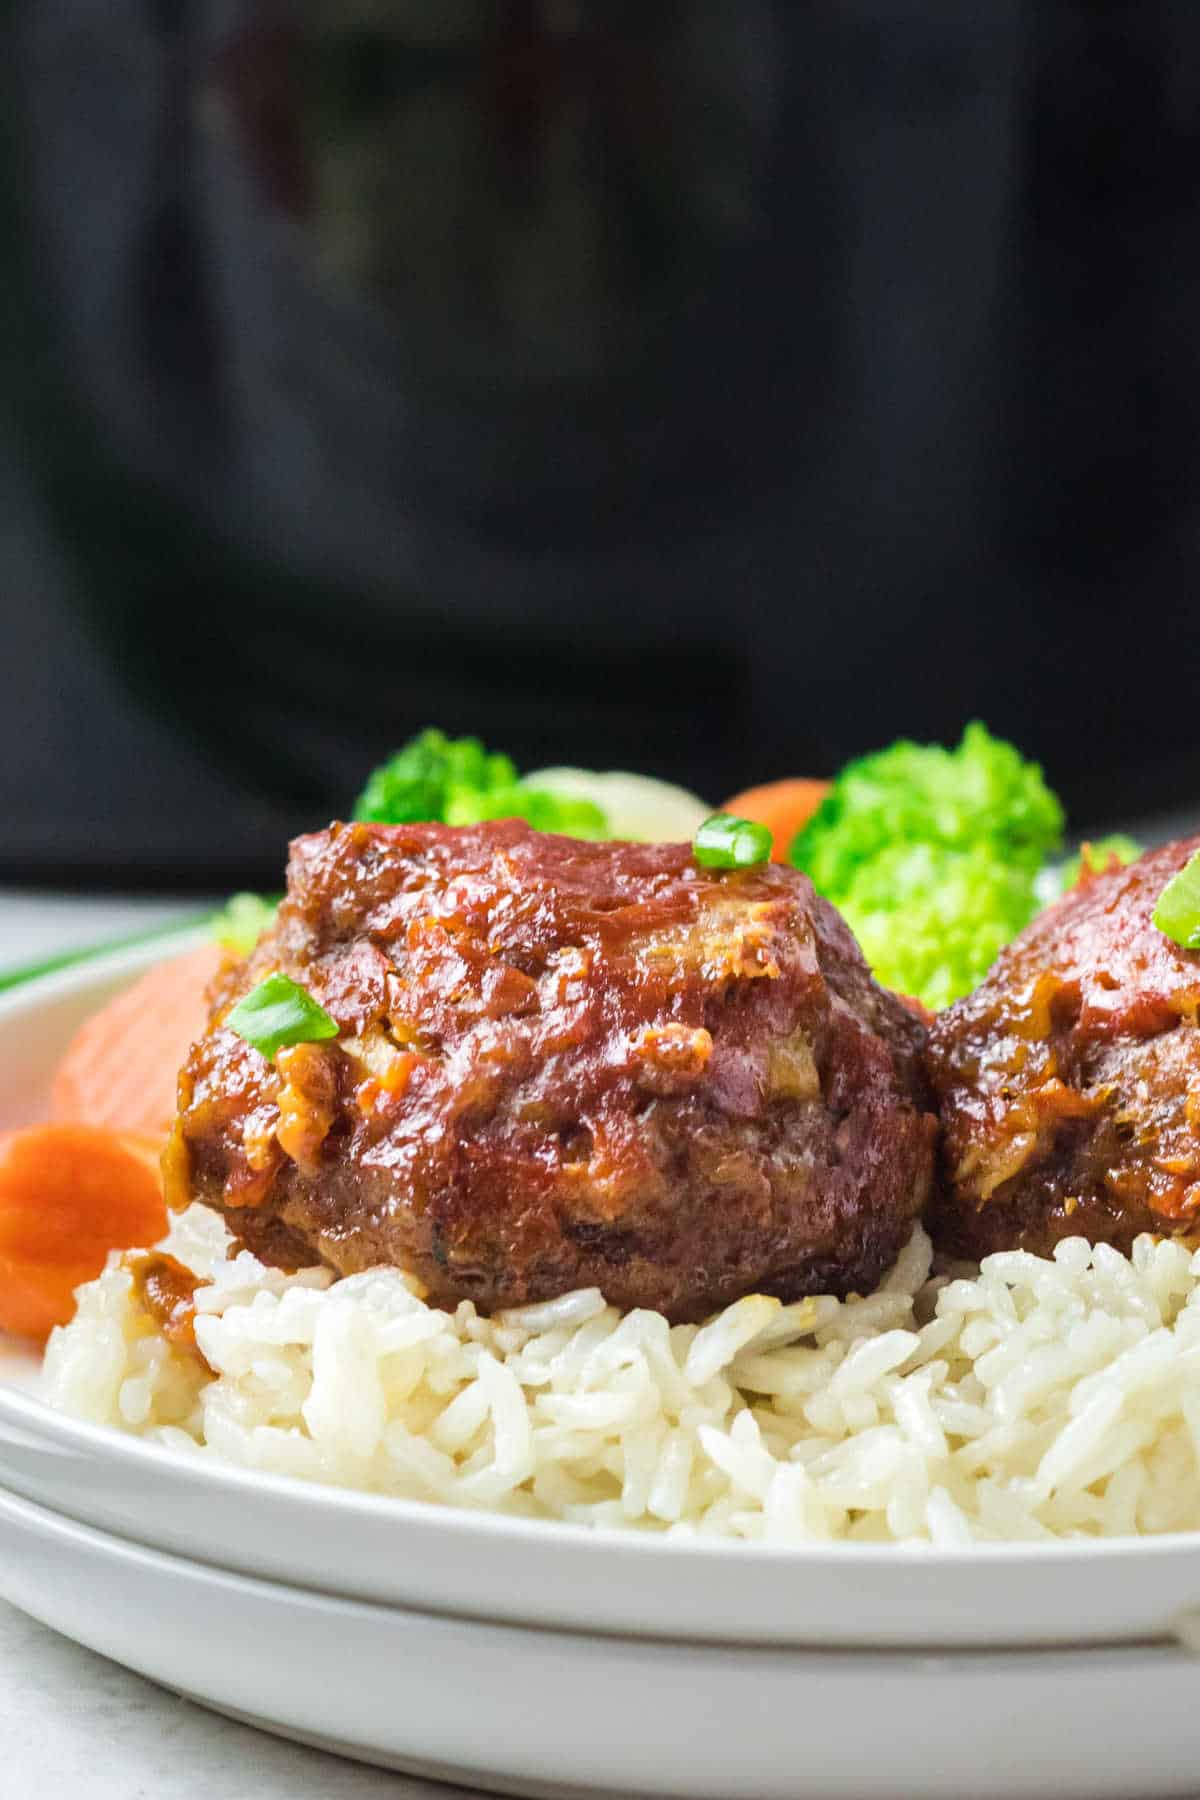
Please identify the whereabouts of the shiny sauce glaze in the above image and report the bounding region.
[928,835,1200,1258]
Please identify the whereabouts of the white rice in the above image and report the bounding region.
[43,1205,1200,1544]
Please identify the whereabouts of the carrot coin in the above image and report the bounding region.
[51,941,224,1143]
[0,1124,168,1339]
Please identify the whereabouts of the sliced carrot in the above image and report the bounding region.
[51,942,225,1143]
[719,779,831,864]
[0,1125,168,1340]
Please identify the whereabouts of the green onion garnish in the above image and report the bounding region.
[225,973,339,1062]
[693,814,773,871]
[1153,850,1200,950]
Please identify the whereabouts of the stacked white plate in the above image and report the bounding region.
[3,946,1200,1799]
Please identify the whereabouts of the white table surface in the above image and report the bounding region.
[0,1599,491,1798]
[0,888,493,1796]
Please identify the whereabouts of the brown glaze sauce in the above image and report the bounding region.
[128,1251,208,1359]
[928,835,1200,1258]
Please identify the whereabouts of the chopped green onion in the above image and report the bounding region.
[693,814,773,871]
[225,973,339,1062]
[1153,850,1200,951]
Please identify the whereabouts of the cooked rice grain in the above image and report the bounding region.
[42,1205,1200,1543]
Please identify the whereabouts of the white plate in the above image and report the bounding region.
[7,944,1200,1670]
[1,1481,1199,1800]
[10,1348,1200,1650]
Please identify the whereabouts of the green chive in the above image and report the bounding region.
[1153,849,1200,951]
[693,813,773,871]
[225,972,339,1062]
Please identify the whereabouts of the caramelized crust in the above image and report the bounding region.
[167,821,935,1320]
[927,836,1200,1259]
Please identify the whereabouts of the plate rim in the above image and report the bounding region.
[0,924,213,1019]
[9,1375,1200,1575]
[0,1476,1193,1666]
[6,1480,1200,1800]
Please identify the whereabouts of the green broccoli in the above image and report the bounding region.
[354,730,518,825]
[833,843,1050,1013]
[791,723,1065,1008]
[353,729,609,838]
[210,891,280,958]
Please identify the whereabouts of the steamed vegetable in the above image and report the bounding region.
[1154,847,1200,950]
[208,721,1074,1013]
[442,782,608,837]
[693,814,773,870]
[793,723,1063,891]
[354,729,517,824]
[354,729,608,838]
[792,724,1064,1008]
[0,1125,167,1339]
[719,779,830,863]
[51,943,225,1140]
[828,843,1049,1013]
[211,892,280,958]
[524,768,711,842]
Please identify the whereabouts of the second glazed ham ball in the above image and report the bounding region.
[166,821,936,1321]
[927,837,1200,1260]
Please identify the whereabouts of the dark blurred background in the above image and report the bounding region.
[7,0,1200,889]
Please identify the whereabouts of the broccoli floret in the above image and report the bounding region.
[835,844,1046,1014]
[444,782,607,839]
[353,729,609,838]
[791,724,1065,1008]
[354,729,520,824]
[210,891,280,958]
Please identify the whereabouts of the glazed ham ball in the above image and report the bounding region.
[166,821,936,1321]
[927,836,1200,1260]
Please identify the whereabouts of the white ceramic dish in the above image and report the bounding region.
[2,1480,1200,1800]
[13,1354,1200,1650]
[7,947,1200,1649]
[6,943,1200,1794]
